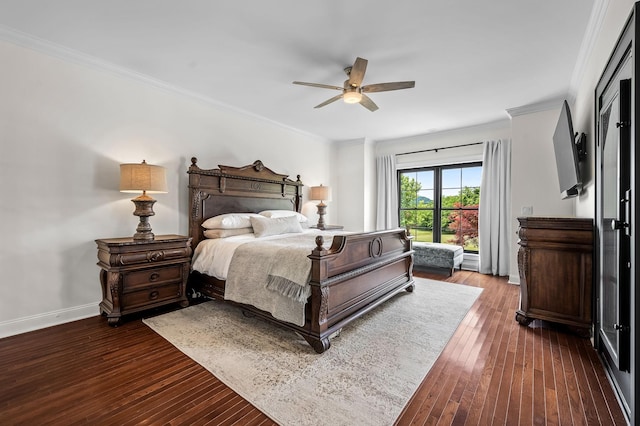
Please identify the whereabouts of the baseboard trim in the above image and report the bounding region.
[508,273,521,285]
[0,303,98,339]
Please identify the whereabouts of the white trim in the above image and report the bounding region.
[508,273,521,285]
[0,303,98,339]
[569,0,610,98]
[505,95,567,118]
[398,154,483,170]
[0,24,331,144]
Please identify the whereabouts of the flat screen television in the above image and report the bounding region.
[553,100,584,199]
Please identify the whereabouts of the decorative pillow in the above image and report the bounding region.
[203,227,253,239]
[258,210,309,223]
[250,215,303,238]
[202,213,262,229]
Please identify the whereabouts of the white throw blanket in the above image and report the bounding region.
[223,233,320,326]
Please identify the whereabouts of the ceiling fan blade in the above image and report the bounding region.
[293,81,343,91]
[359,94,379,112]
[361,81,416,93]
[314,94,344,108]
[348,57,368,87]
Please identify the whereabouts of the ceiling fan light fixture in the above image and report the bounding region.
[294,57,414,111]
[343,90,362,104]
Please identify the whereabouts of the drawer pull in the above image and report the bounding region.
[149,272,160,282]
[149,291,159,300]
[148,251,164,262]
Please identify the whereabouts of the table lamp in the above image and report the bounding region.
[310,184,331,229]
[119,160,168,241]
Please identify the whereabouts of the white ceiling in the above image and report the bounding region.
[0,0,596,142]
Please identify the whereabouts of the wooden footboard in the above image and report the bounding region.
[189,228,414,353]
[303,228,414,352]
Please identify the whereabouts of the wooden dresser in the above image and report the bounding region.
[96,234,192,325]
[515,217,593,337]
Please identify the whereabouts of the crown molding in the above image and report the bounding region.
[569,0,610,98]
[0,24,331,143]
[505,95,568,118]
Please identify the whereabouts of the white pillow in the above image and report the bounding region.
[250,215,303,238]
[203,227,253,239]
[258,210,309,223]
[202,213,262,229]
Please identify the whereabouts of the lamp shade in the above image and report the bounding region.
[310,184,331,202]
[119,160,168,193]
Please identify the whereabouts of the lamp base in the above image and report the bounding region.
[133,217,155,241]
[315,202,327,230]
[131,196,156,241]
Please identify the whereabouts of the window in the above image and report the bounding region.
[399,162,481,252]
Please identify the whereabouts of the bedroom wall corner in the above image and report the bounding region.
[334,138,368,232]
[363,138,376,232]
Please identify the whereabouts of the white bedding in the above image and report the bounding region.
[191,229,344,326]
[191,229,326,280]
[191,233,258,279]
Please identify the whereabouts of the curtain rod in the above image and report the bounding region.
[395,141,484,156]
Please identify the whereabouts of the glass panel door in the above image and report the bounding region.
[599,75,631,371]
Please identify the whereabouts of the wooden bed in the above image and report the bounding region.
[187,158,414,353]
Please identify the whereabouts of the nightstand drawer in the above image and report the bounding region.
[106,247,191,267]
[123,265,183,291]
[121,283,183,310]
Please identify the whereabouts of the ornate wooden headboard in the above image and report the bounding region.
[187,158,304,247]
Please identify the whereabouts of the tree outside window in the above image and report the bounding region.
[399,163,481,252]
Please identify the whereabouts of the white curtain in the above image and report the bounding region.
[479,139,511,275]
[376,155,399,229]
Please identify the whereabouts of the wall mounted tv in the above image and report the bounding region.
[553,100,586,199]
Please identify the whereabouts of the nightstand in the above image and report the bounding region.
[95,234,192,326]
[310,225,344,230]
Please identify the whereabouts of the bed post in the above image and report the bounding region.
[303,236,332,353]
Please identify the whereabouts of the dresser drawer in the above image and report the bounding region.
[123,264,183,291]
[121,283,183,311]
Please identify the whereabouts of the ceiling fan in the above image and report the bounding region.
[293,57,415,112]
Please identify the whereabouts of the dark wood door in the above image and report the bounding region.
[598,68,632,372]
[594,11,636,422]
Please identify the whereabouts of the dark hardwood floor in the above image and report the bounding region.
[0,270,626,425]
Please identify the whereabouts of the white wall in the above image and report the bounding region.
[334,138,371,232]
[0,40,333,337]
[363,139,376,231]
[508,107,576,283]
[573,0,636,217]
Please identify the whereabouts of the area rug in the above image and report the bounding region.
[143,278,482,426]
